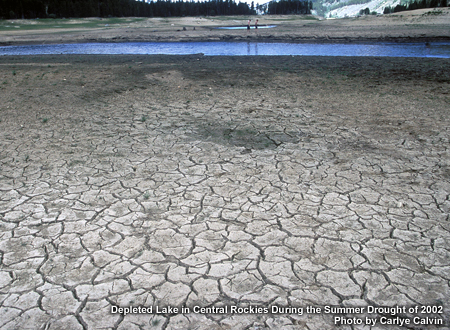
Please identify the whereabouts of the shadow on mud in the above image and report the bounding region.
[194,123,305,150]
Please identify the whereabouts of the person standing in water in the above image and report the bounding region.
[247,19,251,30]
[255,19,258,29]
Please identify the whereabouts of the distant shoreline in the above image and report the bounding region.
[0,9,449,46]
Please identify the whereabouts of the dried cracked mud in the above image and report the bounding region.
[0,54,449,329]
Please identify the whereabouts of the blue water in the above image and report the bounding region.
[1,41,449,58]
[215,25,277,30]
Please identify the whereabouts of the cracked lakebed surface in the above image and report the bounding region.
[0,55,449,329]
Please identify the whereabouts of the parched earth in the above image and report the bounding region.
[0,54,450,329]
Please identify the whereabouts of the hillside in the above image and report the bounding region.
[321,0,401,17]
[312,0,445,17]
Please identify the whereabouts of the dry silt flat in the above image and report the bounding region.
[0,54,450,329]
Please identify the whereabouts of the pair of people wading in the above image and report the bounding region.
[247,19,258,30]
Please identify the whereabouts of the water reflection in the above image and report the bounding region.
[215,25,277,30]
[247,42,258,56]
[1,41,449,58]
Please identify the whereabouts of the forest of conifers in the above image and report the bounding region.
[0,0,312,19]
[383,0,447,13]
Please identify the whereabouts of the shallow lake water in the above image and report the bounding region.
[215,25,277,30]
[1,41,449,57]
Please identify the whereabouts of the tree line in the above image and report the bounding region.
[1,0,312,19]
[0,0,256,19]
[383,0,447,14]
[258,0,312,14]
